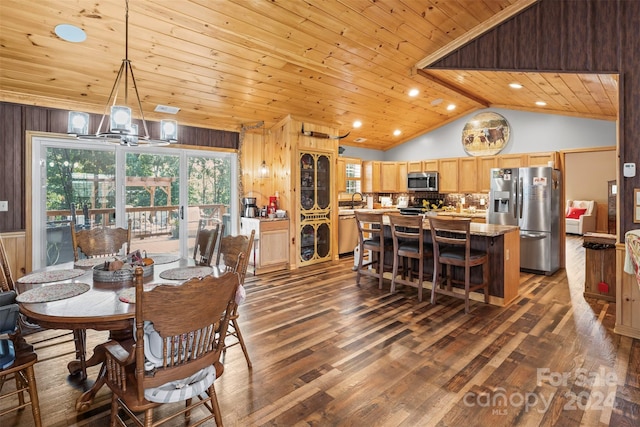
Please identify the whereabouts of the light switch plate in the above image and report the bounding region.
[0,201,7,211]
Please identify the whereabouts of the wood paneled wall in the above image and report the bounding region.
[0,102,238,233]
[427,0,638,241]
[241,115,339,268]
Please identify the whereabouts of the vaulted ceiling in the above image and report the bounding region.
[0,0,618,151]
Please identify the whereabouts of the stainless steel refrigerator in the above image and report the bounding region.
[488,167,561,275]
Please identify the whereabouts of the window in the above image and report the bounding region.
[345,162,361,194]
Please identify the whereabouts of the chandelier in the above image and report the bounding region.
[67,0,178,146]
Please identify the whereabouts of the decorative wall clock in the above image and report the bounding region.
[461,112,511,156]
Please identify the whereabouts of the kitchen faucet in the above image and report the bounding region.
[351,192,364,209]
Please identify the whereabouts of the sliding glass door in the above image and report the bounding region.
[31,136,238,270]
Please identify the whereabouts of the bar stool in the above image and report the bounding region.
[428,217,489,313]
[354,212,393,289]
[389,215,433,302]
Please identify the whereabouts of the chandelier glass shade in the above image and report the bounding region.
[67,0,178,146]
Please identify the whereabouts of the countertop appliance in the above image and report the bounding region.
[242,197,258,217]
[488,167,561,275]
[407,171,438,192]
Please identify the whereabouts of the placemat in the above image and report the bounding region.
[159,266,213,281]
[17,269,87,284]
[74,258,114,269]
[146,254,180,265]
[118,283,180,303]
[16,282,90,303]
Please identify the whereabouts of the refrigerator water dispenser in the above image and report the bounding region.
[492,191,511,213]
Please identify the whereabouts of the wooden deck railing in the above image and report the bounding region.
[46,204,228,240]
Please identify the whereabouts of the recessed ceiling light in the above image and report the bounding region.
[54,24,86,43]
[393,129,401,136]
[408,88,420,97]
[535,101,547,106]
[431,98,443,106]
[509,83,523,89]
[353,120,362,128]
[353,137,367,143]
[446,104,456,111]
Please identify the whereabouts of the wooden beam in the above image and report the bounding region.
[416,69,490,108]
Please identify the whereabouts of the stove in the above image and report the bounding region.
[399,207,427,216]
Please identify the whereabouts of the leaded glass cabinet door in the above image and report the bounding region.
[298,150,332,266]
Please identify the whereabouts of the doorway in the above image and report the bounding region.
[29,136,238,270]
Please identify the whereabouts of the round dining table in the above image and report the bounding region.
[16,255,206,411]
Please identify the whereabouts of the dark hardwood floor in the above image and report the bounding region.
[2,235,639,426]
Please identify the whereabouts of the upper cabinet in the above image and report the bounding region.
[458,157,478,193]
[359,151,558,194]
[438,158,459,193]
[362,161,381,193]
[407,161,422,173]
[477,156,497,193]
[497,154,526,169]
[528,151,558,167]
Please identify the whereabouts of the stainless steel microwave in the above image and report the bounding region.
[407,172,439,192]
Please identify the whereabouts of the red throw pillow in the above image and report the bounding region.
[566,207,587,219]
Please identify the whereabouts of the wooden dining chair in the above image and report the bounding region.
[193,219,222,266]
[216,230,255,368]
[354,211,394,289]
[0,289,42,427]
[389,215,433,302]
[428,217,490,313]
[0,237,85,379]
[103,267,239,427]
[70,219,132,261]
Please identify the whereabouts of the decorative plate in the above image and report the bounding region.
[16,282,90,303]
[462,111,511,156]
[159,266,213,281]
[17,269,87,284]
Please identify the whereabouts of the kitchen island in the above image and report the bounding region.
[376,215,520,307]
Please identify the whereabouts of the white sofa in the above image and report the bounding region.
[565,200,596,235]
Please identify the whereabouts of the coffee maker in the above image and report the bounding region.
[242,197,258,217]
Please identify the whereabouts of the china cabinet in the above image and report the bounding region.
[298,150,332,266]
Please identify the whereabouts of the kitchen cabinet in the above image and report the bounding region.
[477,156,497,192]
[615,245,640,339]
[497,154,526,168]
[362,161,381,193]
[438,158,458,193]
[299,150,332,266]
[458,157,477,193]
[527,151,558,167]
[397,162,408,192]
[423,159,438,171]
[380,162,398,192]
[407,161,422,173]
[240,218,290,274]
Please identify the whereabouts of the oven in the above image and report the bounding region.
[407,172,438,192]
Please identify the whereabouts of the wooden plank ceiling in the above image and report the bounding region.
[0,0,617,151]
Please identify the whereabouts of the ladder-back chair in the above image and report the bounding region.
[216,230,254,368]
[389,214,433,302]
[354,211,393,289]
[70,219,132,261]
[428,217,490,313]
[103,267,239,426]
[193,219,222,266]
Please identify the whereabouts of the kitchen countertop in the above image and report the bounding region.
[338,207,399,216]
[378,215,517,237]
[437,210,488,219]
